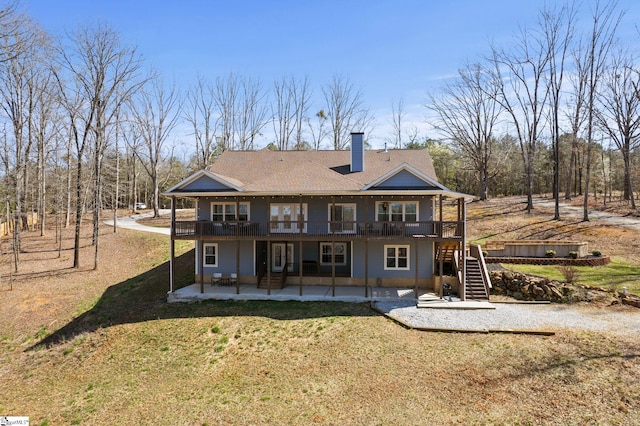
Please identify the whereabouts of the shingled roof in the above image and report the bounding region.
[207,148,438,192]
[164,146,474,199]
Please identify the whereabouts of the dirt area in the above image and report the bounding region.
[0,219,174,339]
[467,195,640,266]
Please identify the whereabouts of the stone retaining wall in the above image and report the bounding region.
[489,270,640,307]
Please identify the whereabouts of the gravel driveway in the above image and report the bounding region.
[374,300,640,335]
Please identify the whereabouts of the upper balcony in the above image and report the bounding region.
[172,220,463,241]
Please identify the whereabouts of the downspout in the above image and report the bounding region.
[331,195,336,297]
[414,237,419,298]
[438,195,443,298]
[199,239,204,294]
[299,194,303,296]
[169,196,175,293]
[236,198,240,294]
[460,198,467,301]
[365,196,369,297]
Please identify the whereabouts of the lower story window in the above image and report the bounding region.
[320,242,346,265]
[384,245,409,270]
[204,243,218,267]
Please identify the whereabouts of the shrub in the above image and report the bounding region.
[592,250,602,257]
[545,249,556,258]
[569,251,578,259]
[558,265,579,284]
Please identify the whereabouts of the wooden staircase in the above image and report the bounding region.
[257,273,285,290]
[465,257,489,301]
[436,242,458,263]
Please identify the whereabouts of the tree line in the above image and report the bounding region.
[427,0,639,221]
[0,1,638,273]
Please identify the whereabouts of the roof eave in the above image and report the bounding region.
[162,189,474,201]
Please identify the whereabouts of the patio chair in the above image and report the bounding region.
[211,272,222,286]
[229,273,237,285]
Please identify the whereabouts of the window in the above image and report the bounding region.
[384,245,409,270]
[376,201,418,222]
[320,242,346,265]
[270,203,307,233]
[203,243,218,267]
[329,203,356,233]
[211,202,250,222]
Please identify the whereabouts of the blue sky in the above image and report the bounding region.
[22,0,640,149]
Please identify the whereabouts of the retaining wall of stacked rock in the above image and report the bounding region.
[489,270,640,307]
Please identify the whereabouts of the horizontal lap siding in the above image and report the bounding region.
[353,239,433,279]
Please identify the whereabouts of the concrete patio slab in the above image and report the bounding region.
[167,283,422,303]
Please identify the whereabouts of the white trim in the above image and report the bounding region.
[161,189,474,200]
[362,163,444,190]
[203,243,219,267]
[375,201,419,222]
[327,203,357,234]
[272,242,294,272]
[384,244,410,270]
[319,242,347,265]
[210,201,251,221]
[270,203,308,233]
[164,169,243,194]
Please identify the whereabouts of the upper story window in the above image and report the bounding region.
[376,201,418,222]
[211,202,250,222]
[329,203,356,233]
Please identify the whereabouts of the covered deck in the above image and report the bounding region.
[168,283,424,303]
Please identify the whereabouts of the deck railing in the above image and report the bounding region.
[173,220,463,240]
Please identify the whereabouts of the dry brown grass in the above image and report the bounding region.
[467,196,640,265]
[0,204,638,424]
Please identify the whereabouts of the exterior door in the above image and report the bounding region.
[270,203,307,233]
[272,243,294,272]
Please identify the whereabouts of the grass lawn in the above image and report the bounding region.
[503,256,640,294]
[0,209,639,424]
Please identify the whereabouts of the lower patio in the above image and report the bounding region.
[167,284,423,303]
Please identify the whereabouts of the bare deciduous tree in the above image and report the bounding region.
[322,74,371,150]
[0,15,47,271]
[387,98,405,150]
[307,109,328,150]
[185,75,218,168]
[272,75,311,151]
[130,77,181,218]
[55,22,143,268]
[580,0,622,221]
[428,62,502,200]
[543,3,576,219]
[489,23,552,212]
[596,51,640,209]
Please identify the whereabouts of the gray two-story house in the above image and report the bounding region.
[164,133,487,301]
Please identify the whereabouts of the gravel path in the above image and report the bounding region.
[529,197,640,231]
[374,300,640,334]
[103,209,172,235]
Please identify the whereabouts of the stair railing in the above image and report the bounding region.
[469,244,492,296]
[257,262,266,286]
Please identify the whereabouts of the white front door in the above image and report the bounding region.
[272,243,294,272]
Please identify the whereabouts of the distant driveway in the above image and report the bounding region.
[103,210,171,235]
[532,198,640,231]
